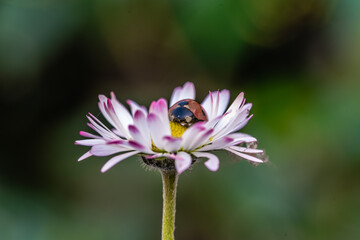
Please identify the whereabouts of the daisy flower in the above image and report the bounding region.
[76,82,265,174]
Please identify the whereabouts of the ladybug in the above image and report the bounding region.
[168,99,208,127]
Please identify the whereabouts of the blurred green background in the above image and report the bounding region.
[1,0,360,239]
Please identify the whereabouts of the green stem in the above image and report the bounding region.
[161,170,178,240]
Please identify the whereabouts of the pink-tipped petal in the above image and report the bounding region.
[149,99,171,136]
[78,151,92,161]
[127,99,147,116]
[150,99,167,119]
[193,152,219,171]
[79,131,101,139]
[128,125,147,147]
[98,94,107,102]
[157,99,169,123]
[98,96,117,130]
[174,152,192,174]
[101,151,140,172]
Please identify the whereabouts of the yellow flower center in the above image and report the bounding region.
[170,121,187,138]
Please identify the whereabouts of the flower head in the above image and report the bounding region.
[76,82,265,174]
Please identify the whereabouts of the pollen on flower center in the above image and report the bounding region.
[170,121,187,138]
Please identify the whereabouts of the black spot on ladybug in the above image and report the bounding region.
[177,101,189,107]
[169,107,196,126]
[169,99,208,127]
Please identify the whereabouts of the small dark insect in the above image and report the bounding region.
[168,99,208,127]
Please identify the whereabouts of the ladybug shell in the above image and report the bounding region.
[169,99,208,126]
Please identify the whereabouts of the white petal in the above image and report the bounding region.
[212,107,252,140]
[198,136,234,151]
[170,82,195,106]
[229,145,263,153]
[193,152,219,171]
[104,99,131,138]
[88,113,112,133]
[174,152,192,174]
[231,115,252,133]
[217,90,230,117]
[179,82,195,101]
[227,92,244,114]
[204,114,224,129]
[133,110,151,148]
[181,122,206,150]
[101,151,140,172]
[162,136,182,152]
[170,86,182,106]
[78,151,92,161]
[201,90,230,120]
[215,114,252,140]
[91,144,129,156]
[225,148,263,163]
[211,92,245,135]
[147,113,167,149]
[213,91,220,120]
[201,92,212,117]
[87,115,116,139]
[75,139,106,146]
[110,92,133,131]
[226,133,257,144]
[188,128,214,150]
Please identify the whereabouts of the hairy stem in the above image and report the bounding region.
[161,170,178,240]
